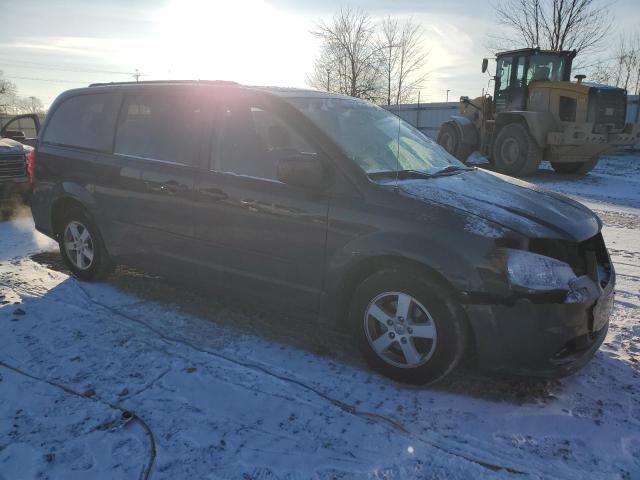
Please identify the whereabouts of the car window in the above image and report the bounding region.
[114,93,202,166]
[43,93,118,150]
[214,102,316,180]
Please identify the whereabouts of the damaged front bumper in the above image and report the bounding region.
[463,268,615,378]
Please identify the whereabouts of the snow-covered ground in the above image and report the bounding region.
[1,155,639,480]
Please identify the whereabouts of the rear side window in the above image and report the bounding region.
[43,93,118,150]
[114,93,202,166]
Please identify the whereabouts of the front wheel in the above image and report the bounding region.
[492,123,542,176]
[59,208,112,281]
[349,267,467,384]
[550,157,599,175]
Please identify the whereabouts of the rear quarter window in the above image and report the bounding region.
[43,93,118,150]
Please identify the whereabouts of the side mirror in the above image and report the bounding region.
[481,58,489,73]
[276,154,325,188]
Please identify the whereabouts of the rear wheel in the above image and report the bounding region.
[492,123,542,176]
[437,123,473,162]
[349,267,467,385]
[551,157,599,175]
[58,208,112,280]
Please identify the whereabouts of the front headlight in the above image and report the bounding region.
[502,248,577,291]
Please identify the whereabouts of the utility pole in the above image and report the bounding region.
[133,69,142,82]
[416,90,421,131]
[326,69,330,91]
[446,89,451,102]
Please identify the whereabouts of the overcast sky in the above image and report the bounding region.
[1,0,638,107]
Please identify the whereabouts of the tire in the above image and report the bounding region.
[348,267,467,385]
[492,123,542,176]
[550,157,599,175]
[437,123,474,162]
[58,207,112,281]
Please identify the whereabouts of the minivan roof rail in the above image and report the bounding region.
[88,80,240,87]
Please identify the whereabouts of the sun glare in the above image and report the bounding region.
[138,0,315,87]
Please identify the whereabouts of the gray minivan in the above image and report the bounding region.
[30,81,615,384]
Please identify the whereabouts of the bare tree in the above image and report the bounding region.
[378,17,428,105]
[17,96,45,114]
[308,9,383,100]
[589,31,640,94]
[395,19,428,104]
[379,17,400,106]
[0,70,17,112]
[491,0,613,56]
[308,11,429,104]
[0,72,45,115]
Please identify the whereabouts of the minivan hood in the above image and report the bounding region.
[397,169,600,241]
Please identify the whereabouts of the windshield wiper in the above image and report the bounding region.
[369,166,473,180]
[429,165,474,177]
[369,169,434,180]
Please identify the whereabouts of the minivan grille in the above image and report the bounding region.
[587,88,627,132]
[0,154,27,179]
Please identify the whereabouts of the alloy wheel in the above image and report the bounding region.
[63,221,95,271]
[363,291,438,368]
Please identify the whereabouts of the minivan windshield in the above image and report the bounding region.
[287,97,464,176]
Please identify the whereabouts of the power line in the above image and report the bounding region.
[0,59,131,76]
[4,75,94,85]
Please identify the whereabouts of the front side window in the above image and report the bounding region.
[43,93,118,150]
[114,93,202,165]
[287,97,462,175]
[214,101,316,180]
[496,56,513,94]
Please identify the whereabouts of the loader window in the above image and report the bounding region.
[496,57,512,93]
[495,56,513,109]
[527,54,565,83]
[515,56,527,87]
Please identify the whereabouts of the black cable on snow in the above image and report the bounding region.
[74,281,527,476]
[0,360,156,480]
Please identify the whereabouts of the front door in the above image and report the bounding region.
[193,92,329,309]
[495,55,528,112]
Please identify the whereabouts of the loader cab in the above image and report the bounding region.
[492,48,576,113]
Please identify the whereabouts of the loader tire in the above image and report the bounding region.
[492,123,542,177]
[437,123,474,162]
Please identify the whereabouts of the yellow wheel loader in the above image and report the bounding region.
[437,48,640,176]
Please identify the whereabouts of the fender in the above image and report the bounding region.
[495,111,556,148]
[448,116,479,146]
[322,229,496,321]
[43,182,106,238]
